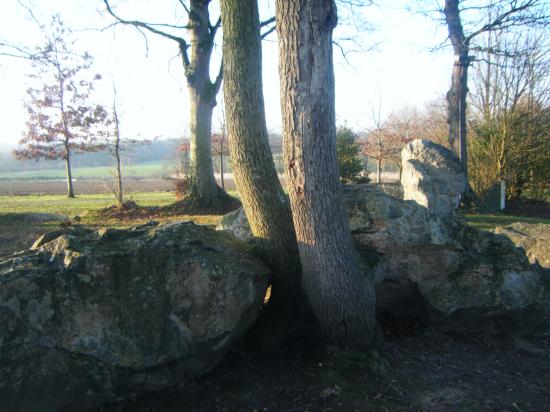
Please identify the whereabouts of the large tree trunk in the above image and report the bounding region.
[276,0,377,348]
[444,0,470,177]
[186,89,219,204]
[221,0,315,345]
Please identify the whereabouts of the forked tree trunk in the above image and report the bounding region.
[182,0,228,209]
[221,0,315,343]
[103,0,233,211]
[276,0,377,348]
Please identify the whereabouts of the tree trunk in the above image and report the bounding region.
[64,143,75,198]
[444,0,470,177]
[115,146,123,205]
[276,0,377,348]
[220,152,224,190]
[113,97,123,205]
[183,0,234,210]
[221,0,315,345]
[377,158,382,183]
[186,89,220,204]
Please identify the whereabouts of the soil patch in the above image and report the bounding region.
[103,324,550,412]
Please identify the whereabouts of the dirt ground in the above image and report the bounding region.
[103,324,550,412]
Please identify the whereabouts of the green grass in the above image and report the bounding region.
[0,189,240,256]
[464,213,550,231]
[0,191,175,216]
[0,161,167,181]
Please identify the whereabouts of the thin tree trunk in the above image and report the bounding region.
[64,143,74,198]
[113,93,123,205]
[59,75,74,199]
[221,0,315,344]
[220,152,224,190]
[377,158,382,183]
[276,0,377,348]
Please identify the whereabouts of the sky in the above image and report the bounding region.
[0,0,453,150]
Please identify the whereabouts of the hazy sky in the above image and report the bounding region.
[0,0,453,149]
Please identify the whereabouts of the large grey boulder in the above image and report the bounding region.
[218,186,547,334]
[401,139,467,216]
[0,221,269,411]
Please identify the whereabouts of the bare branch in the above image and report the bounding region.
[213,59,224,95]
[261,25,277,39]
[210,16,222,39]
[102,0,190,67]
[178,0,191,17]
[465,0,539,42]
[260,17,276,27]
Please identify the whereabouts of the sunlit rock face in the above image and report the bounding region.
[0,221,269,411]
[401,139,467,216]
[494,222,550,325]
[219,186,547,335]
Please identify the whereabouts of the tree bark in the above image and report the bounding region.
[276,0,377,348]
[113,106,123,205]
[444,0,470,177]
[64,143,75,198]
[221,0,315,344]
[220,152,224,190]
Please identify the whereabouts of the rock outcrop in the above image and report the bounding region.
[494,223,550,274]
[0,221,269,411]
[401,139,467,216]
[218,186,547,334]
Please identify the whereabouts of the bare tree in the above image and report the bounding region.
[442,0,547,179]
[211,103,229,190]
[104,85,150,206]
[103,0,235,211]
[469,26,550,198]
[276,0,377,348]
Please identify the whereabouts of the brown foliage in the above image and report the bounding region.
[13,15,109,163]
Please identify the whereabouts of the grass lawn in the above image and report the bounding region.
[0,191,175,216]
[0,190,239,256]
[463,212,550,230]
